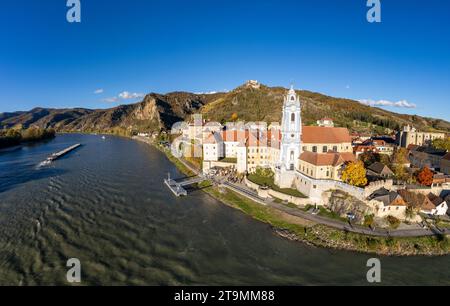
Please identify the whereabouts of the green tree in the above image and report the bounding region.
[392,147,409,165]
[432,137,450,151]
[405,206,416,220]
[386,215,401,229]
[359,152,379,168]
[254,166,274,179]
[364,214,375,227]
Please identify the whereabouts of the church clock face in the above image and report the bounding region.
[290,105,296,112]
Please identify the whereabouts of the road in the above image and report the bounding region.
[223,181,446,238]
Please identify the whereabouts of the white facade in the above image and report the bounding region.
[422,201,449,216]
[317,118,334,127]
[236,144,248,173]
[203,133,223,162]
[224,141,239,158]
[279,86,302,172]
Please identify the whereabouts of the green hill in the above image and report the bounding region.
[1,82,448,136]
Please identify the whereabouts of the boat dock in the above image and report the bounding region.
[164,173,207,197]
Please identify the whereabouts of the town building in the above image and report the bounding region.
[426,193,449,216]
[353,144,379,157]
[409,146,447,170]
[441,153,450,175]
[368,188,407,219]
[196,87,367,203]
[316,118,334,127]
[367,162,394,178]
[398,189,447,216]
[396,125,445,148]
[353,139,395,157]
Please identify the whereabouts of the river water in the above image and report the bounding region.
[0,134,448,285]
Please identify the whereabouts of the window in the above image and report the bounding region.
[333,146,338,152]
[303,146,307,151]
[326,171,329,177]
[312,146,317,153]
[290,150,294,161]
[322,146,327,153]
[291,113,295,122]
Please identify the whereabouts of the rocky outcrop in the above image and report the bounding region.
[324,190,373,223]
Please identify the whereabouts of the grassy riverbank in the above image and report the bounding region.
[149,139,450,256]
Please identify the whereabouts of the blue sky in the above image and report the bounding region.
[0,0,449,120]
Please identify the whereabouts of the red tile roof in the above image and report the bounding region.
[300,151,356,166]
[301,126,352,144]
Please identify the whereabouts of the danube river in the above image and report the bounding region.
[0,134,448,285]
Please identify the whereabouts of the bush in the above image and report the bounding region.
[386,215,401,229]
[364,214,374,227]
[254,166,274,179]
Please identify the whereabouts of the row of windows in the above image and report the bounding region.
[249,155,269,160]
[382,206,401,212]
[301,166,330,177]
[249,148,268,153]
[309,145,339,153]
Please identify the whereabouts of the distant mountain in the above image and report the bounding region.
[1,83,449,135]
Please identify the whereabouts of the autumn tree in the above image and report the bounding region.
[341,161,368,187]
[230,112,239,122]
[432,137,450,151]
[392,147,409,165]
[392,164,415,184]
[416,166,434,186]
[379,154,391,166]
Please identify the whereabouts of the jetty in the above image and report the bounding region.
[164,173,207,197]
[42,144,81,165]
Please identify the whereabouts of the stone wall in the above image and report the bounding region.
[363,179,394,197]
[244,177,310,206]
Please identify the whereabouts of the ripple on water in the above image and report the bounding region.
[1,134,450,285]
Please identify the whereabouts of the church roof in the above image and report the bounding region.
[301,126,352,144]
[299,151,355,166]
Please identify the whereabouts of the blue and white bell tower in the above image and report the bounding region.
[275,85,302,188]
[280,85,302,171]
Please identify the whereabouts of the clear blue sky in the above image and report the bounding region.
[0,0,449,121]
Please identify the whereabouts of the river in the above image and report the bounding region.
[0,134,448,285]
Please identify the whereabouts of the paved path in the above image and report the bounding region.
[222,181,447,238]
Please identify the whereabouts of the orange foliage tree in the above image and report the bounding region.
[416,166,433,186]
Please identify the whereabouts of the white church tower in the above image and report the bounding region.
[275,85,302,188]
